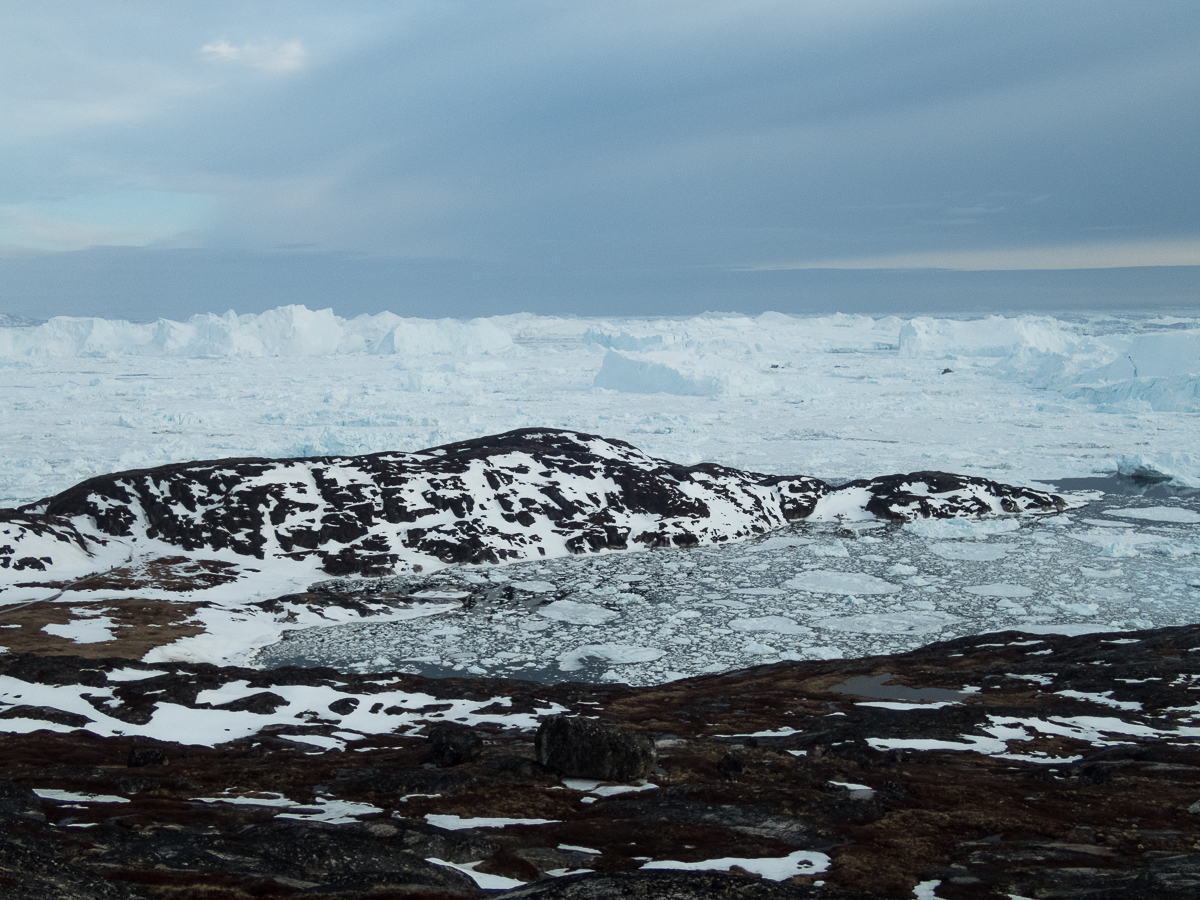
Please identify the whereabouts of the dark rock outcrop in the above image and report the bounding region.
[536,714,656,781]
[428,722,484,767]
[126,745,167,767]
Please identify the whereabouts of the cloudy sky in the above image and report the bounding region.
[1,1,1197,319]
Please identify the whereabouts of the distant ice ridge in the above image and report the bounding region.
[0,306,513,359]
[0,306,904,364]
[5,304,1195,411]
[899,314,1200,415]
[587,313,1200,413]
[897,316,1088,359]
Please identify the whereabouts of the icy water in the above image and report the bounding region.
[254,489,1200,685]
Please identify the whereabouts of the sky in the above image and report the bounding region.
[0,0,1198,320]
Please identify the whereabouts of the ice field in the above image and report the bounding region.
[255,503,1200,685]
[2,305,1199,509]
[2,305,1199,679]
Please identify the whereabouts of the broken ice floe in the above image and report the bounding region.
[249,492,1199,684]
[1107,506,1200,524]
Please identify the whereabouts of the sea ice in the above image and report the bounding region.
[536,600,617,625]
[509,580,558,593]
[593,349,774,397]
[929,543,1016,561]
[1106,506,1200,524]
[784,570,900,594]
[729,616,811,635]
[904,518,1021,540]
[558,644,666,671]
[964,583,1035,598]
[815,612,960,634]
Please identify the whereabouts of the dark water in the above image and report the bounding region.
[1051,474,1200,501]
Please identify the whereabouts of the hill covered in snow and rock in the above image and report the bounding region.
[7,428,1063,580]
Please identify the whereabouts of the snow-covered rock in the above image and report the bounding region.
[4,429,1063,582]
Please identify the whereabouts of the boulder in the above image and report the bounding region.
[127,746,167,768]
[215,691,288,714]
[535,715,655,781]
[327,696,359,716]
[427,723,484,767]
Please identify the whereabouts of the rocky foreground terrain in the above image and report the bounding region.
[4,623,1200,899]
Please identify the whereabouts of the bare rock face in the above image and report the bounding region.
[0,779,138,900]
[848,470,1065,520]
[535,714,656,781]
[10,428,1064,578]
[26,428,830,576]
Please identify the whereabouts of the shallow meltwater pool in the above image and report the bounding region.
[252,488,1200,685]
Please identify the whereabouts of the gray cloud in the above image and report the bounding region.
[0,0,1196,316]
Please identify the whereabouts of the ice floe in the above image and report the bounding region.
[1106,506,1200,524]
[783,570,900,594]
[964,583,1035,598]
[557,644,666,672]
[815,612,961,635]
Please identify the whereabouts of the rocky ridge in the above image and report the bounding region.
[5,428,1064,580]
